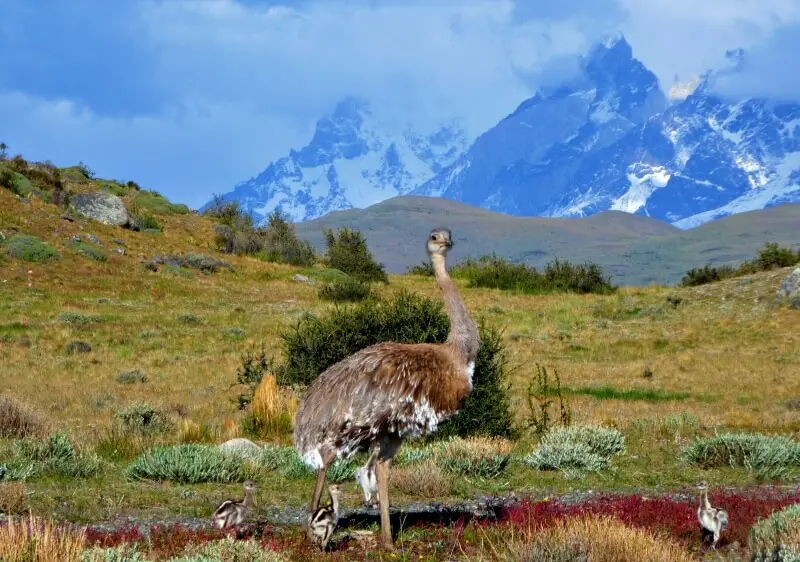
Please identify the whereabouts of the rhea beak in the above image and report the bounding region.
[445,240,453,249]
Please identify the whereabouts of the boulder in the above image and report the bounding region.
[776,267,800,299]
[69,192,131,227]
[217,438,262,457]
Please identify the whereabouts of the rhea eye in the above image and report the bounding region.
[430,235,437,240]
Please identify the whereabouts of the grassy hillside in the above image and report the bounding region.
[294,196,800,285]
[2,166,800,560]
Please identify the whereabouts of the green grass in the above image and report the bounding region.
[558,385,693,402]
[125,444,258,484]
[131,191,192,215]
[70,241,108,262]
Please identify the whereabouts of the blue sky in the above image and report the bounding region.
[1,0,799,208]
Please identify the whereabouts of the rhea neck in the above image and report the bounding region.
[431,252,479,362]
[242,488,255,508]
[330,492,340,515]
[698,489,710,510]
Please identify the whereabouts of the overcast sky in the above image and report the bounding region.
[1,0,799,208]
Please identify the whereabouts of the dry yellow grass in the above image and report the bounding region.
[509,515,696,562]
[249,374,299,437]
[390,460,453,498]
[0,514,86,562]
[0,482,28,514]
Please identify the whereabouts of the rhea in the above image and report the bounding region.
[293,227,479,549]
[211,480,257,529]
[696,481,728,549]
[308,483,343,550]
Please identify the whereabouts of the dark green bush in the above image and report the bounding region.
[116,370,148,384]
[0,166,20,195]
[458,254,615,295]
[318,279,374,302]
[276,291,513,439]
[114,402,173,435]
[71,240,107,262]
[681,242,799,287]
[131,214,163,232]
[65,340,92,354]
[3,234,60,262]
[680,263,736,287]
[323,227,387,283]
[233,348,277,409]
[260,210,316,266]
[407,261,434,276]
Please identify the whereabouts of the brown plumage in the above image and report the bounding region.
[293,227,479,549]
[211,480,257,529]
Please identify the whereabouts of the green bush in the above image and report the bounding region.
[131,214,163,232]
[59,311,92,325]
[0,165,20,195]
[681,242,800,287]
[323,227,387,283]
[71,240,107,262]
[131,190,191,215]
[114,402,173,435]
[277,290,514,439]
[5,433,100,480]
[524,425,625,474]
[318,279,374,302]
[125,444,257,483]
[169,536,287,562]
[3,234,60,262]
[749,503,800,562]
[680,263,736,287]
[682,433,800,478]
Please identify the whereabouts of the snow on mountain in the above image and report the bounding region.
[206,97,467,222]
[415,36,800,228]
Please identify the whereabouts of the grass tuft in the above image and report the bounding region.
[0,514,86,562]
[524,425,625,475]
[0,396,48,439]
[125,445,257,484]
[682,433,800,478]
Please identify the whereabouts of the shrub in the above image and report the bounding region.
[130,214,163,232]
[177,313,200,324]
[0,166,20,195]
[3,234,60,262]
[115,370,148,385]
[323,227,387,283]
[260,210,316,266]
[171,536,287,562]
[407,261,434,276]
[509,515,694,562]
[0,514,86,562]
[682,433,800,478]
[241,375,298,439]
[318,279,374,302]
[131,191,191,215]
[435,437,512,478]
[390,460,452,497]
[276,290,514,439]
[681,242,799,287]
[66,340,92,354]
[125,445,257,483]
[71,241,107,262]
[233,348,276,409]
[114,403,173,435]
[0,397,47,439]
[60,311,92,325]
[10,433,100,479]
[525,364,571,435]
[0,482,27,514]
[749,503,800,561]
[459,254,615,295]
[680,263,736,287]
[524,425,625,475]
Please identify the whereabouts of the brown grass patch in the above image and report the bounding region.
[0,396,48,439]
[0,482,28,514]
[0,514,86,562]
[510,515,695,562]
[390,460,453,498]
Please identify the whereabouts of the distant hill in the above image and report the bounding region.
[294,196,800,286]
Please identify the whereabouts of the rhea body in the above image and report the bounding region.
[293,228,479,549]
[212,480,257,529]
[696,481,728,548]
[307,483,343,550]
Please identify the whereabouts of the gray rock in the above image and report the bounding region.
[292,274,317,285]
[777,268,800,299]
[217,438,262,457]
[85,234,102,245]
[69,192,132,227]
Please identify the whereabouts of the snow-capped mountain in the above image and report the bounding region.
[208,97,468,222]
[415,38,800,227]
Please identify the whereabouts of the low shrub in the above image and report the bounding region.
[0,481,28,514]
[71,241,107,262]
[125,445,257,483]
[435,437,512,478]
[114,402,173,435]
[66,340,92,354]
[9,433,100,479]
[3,234,60,262]
[524,425,625,475]
[509,515,694,562]
[130,214,163,232]
[749,503,800,561]
[177,314,200,324]
[390,460,453,498]
[0,165,21,195]
[0,514,86,562]
[323,227,387,283]
[682,433,800,478]
[115,370,148,385]
[276,290,514,439]
[131,190,191,215]
[681,242,800,287]
[525,364,571,435]
[171,536,287,562]
[0,397,48,439]
[680,263,736,287]
[233,348,276,409]
[318,279,374,302]
[60,311,92,325]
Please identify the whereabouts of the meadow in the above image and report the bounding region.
[1,160,799,561]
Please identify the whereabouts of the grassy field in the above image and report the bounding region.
[1,181,800,560]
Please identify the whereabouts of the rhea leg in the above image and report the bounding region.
[375,437,402,549]
[307,451,335,541]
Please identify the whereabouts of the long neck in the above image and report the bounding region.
[330,493,340,516]
[700,490,710,510]
[432,253,479,362]
[243,490,254,508]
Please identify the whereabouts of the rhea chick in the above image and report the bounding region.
[308,484,343,550]
[212,480,257,529]
[696,481,728,549]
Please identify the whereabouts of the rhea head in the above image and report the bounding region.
[243,480,257,493]
[695,480,708,491]
[427,227,453,257]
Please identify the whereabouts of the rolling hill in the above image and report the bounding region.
[294,196,800,286]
